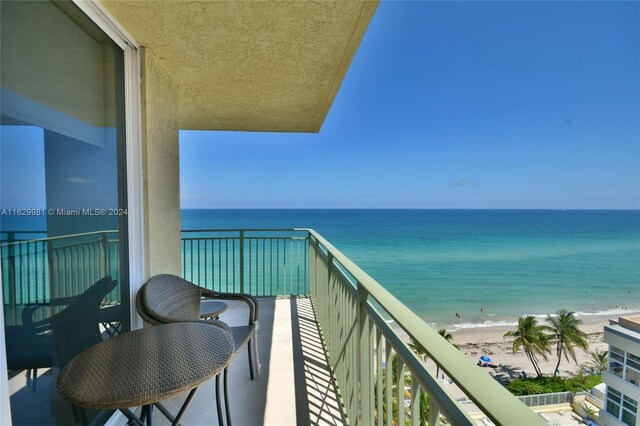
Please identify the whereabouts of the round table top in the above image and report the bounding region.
[57,322,234,409]
[200,300,228,318]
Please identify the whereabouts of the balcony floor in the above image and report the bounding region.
[147,297,344,426]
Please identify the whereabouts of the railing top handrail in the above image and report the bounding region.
[0,230,119,246]
[0,230,47,234]
[306,228,544,425]
[181,228,309,233]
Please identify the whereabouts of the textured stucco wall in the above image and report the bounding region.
[140,48,181,278]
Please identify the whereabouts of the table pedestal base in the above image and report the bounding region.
[120,387,198,426]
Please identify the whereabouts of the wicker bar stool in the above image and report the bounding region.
[137,274,260,425]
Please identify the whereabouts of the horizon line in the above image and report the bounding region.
[179,207,640,211]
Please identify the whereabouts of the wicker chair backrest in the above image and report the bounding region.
[142,274,201,323]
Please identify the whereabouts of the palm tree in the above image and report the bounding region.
[504,316,550,377]
[438,328,454,344]
[408,337,429,364]
[408,329,456,380]
[587,348,608,373]
[435,328,458,379]
[545,310,589,377]
[582,403,597,420]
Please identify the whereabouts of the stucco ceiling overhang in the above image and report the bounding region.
[100,0,379,132]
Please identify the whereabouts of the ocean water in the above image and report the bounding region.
[182,209,640,329]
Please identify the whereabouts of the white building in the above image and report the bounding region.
[601,316,640,426]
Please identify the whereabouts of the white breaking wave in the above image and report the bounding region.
[525,306,640,319]
[449,320,518,332]
[575,307,640,317]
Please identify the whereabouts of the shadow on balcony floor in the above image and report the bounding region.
[145,297,343,425]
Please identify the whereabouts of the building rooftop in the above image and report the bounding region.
[618,315,640,333]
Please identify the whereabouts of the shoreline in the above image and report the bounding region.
[447,311,640,380]
[392,310,640,386]
[431,306,640,333]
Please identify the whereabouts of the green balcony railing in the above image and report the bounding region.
[1,230,121,325]
[180,229,309,297]
[306,229,544,426]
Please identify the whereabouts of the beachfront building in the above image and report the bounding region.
[0,1,544,425]
[600,316,640,426]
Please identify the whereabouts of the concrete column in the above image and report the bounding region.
[140,48,181,277]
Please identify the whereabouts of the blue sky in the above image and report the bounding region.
[180,1,640,209]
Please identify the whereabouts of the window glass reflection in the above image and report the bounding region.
[1,1,128,424]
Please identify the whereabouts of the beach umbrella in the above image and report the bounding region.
[480,355,491,363]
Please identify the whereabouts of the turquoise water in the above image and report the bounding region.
[182,209,640,329]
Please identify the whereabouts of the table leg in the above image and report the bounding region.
[145,405,154,426]
[172,387,198,426]
[120,408,144,426]
[216,374,224,425]
[224,368,232,426]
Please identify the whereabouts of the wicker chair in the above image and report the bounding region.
[137,274,260,425]
[6,276,117,392]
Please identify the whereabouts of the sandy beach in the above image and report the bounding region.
[402,312,640,415]
[448,311,640,381]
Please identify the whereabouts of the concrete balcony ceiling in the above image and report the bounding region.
[100,0,379,132]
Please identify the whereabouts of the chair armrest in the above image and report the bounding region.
[22,293,93,325]
[199,289,259,325]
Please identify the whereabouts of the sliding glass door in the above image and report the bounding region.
[1,1,129,423]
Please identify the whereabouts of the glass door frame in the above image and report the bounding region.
[0,1,145,424]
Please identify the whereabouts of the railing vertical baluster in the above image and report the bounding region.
[429,397,441,425]
[255,237,258,296]
[240,231,244,293]
[90,242,95,286]
[34,241,39,303]
[225,238,229,293]
[48,242,54,301]
[16,242,22,304]
[296,239,300,296]
[277,238,280,295]
[189,239,193,283]
[248,236,252,294]
[376,330,383,426]
[269,238,273,296]
[233,237,237,292]
[6,233,16,319]
[101,232,108,278]
[385,341,393,426]
[196,238,201,285]
[218,239,222,292]
[204,238,208,289]
[66,245,71,297]
[289,238,293,296]
[262,238,265,297]
[26,242,33,304]
[411,379,420,426]
[81,243,86,297]
[357,284,373,425]
[57,246,63,299]
[74,245,79,296]
[72,246,77,296]
[182,238,186,278]
[397,357,406,426]
[48,242,55,302]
